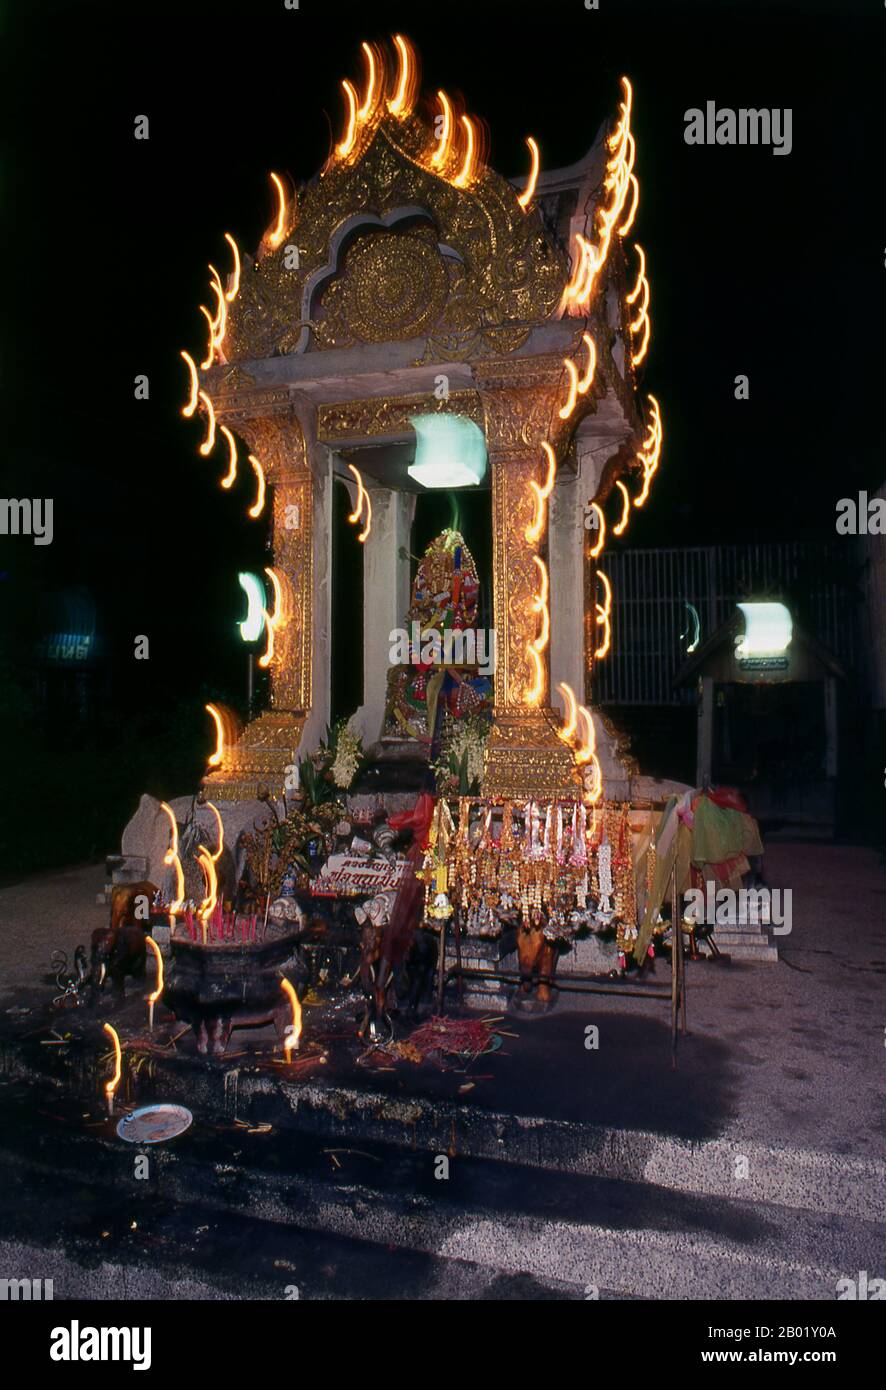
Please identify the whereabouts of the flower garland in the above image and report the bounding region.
[424,797,644,944]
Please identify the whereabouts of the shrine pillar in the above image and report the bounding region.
[548,453,586,708]
[203,405,332,800]
[351,481,415,747]
[549,426,635,798]
[475,360,578,800]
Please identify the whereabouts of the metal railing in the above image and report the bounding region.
[592,543,858,706]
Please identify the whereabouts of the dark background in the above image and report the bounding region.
[1,0,883,872]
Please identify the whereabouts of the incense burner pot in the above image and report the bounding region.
[162,933,305,1055]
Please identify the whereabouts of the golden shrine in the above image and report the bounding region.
[182,34,662,809]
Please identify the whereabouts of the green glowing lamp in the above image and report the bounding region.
[238,572,266,642]
[407,413,487,489]
[736,602,793,658]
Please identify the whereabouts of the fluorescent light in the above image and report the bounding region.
[736,602,793,658]
[238,572,266,642]
[407,413,487,489]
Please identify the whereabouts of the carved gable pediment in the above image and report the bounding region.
[225,122,567,363]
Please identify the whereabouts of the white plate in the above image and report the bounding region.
[116,1103,193,1144]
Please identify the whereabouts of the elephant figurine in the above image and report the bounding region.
[89,923,147,1003]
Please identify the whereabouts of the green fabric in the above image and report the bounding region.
[633,795,763,963]
[633,804,691,964]
[691,795,753,867]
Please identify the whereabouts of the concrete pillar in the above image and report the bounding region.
[298,445,333,755]
[351,482,415,747]
[548,430,632,796]
[475,369,577,800]
[697,676,715,788]
[549,433,611,708]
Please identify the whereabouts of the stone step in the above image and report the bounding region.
[706,930,779,960]
[2,1044,884,1226]
[1,1087,881,1302]
[710,918,777,932]
[703,939,773,961]
[711,944,779,961]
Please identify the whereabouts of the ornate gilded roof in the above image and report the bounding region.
[224,101,568,364]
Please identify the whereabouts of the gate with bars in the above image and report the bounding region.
[591,542,859,707]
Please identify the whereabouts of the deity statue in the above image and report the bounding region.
[382,528,492,761]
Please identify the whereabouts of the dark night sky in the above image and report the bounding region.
[2,0,884,729]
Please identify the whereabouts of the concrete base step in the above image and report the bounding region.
[0,1083,880,1302]
[710,939,779,961]
[3,1023,882,1225]
[707,926,779,960]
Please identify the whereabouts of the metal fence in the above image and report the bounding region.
[592,543,859,706]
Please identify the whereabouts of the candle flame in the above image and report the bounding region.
[526,644,545,706]
[259,566,285,669]
[431,90,454,171]
[205,702,225,767]
[281,977,302,1057]
[103,1022,122,1105]
[589,503,606,559]
[577,333,597,393]
[531,555,550,649]
[346,463,371,542]
[358,41,380,120]
[525,441,556,545]
[160,801,179,862]
[224,233,241,301]
[198,306,215,369]
[180,351,199,417]
[558,358,580,420]
[208,265,227,348]
[563,76,638,315]
[619,172,640,237]
[453,115,477,188]
[633,394,663,507]
[387,34,417,116]
[198,391,216,457]
[160,801,185,917]
[564,234,592,303]
[525,556,550,706]
[575,705,603,802]
[556,682,579,740]
[337,79,359,159]
[517,136,540,209]
[575,704,596,761]
[146,936,164,1006]
[627,244,650,366]
[267,172,289,250]
[219,424,238,488]
[594,570,612,659]
[196,846,218,926]
[613,480,631,536]
[248,454,266,518]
